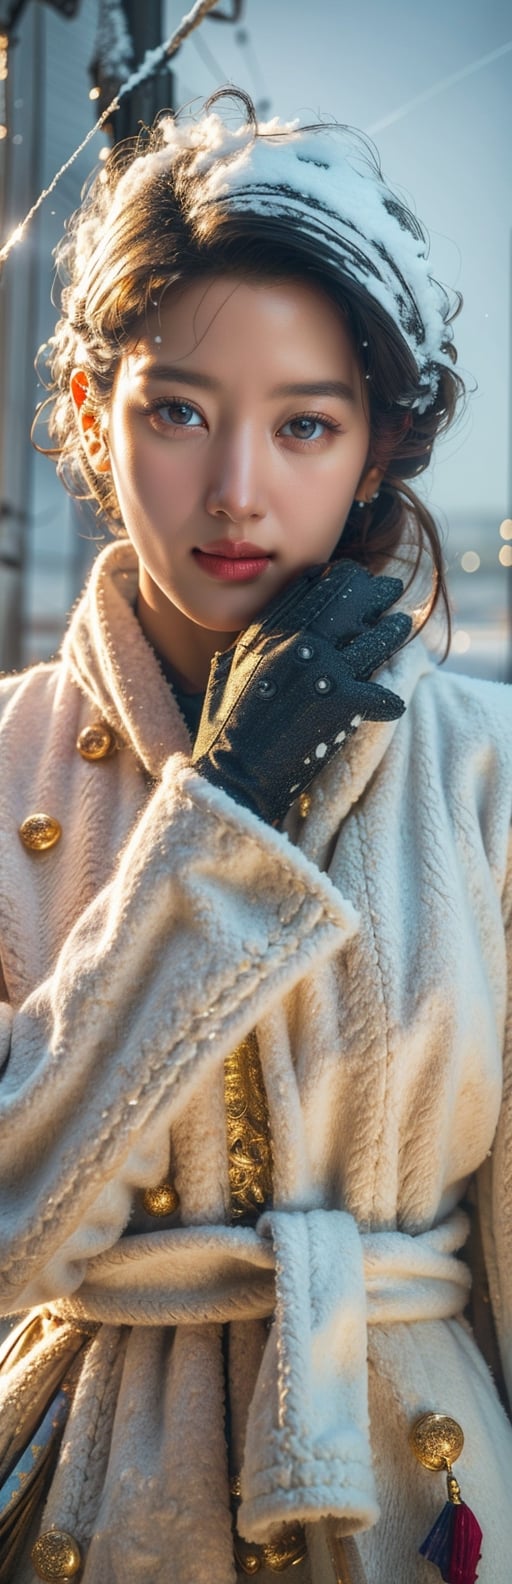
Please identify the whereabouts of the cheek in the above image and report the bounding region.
[109,422,170,519]
[287,464,359,527]
[286,444,368,556]
[108,415,138,502]
[131,436,200,510]
[286,433,368,503]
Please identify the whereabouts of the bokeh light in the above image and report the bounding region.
[461,551,480,573]
[451,630,471,654]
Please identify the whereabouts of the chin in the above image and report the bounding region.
[193,593,277,632]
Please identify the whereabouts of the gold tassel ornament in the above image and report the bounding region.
[410,1412,482,1584]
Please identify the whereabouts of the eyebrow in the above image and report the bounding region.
[136,363,356,404]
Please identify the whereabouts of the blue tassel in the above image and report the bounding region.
[419,1497,482,1584]
[420,1499,455,1574]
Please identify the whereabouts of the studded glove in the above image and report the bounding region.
[192,558,412,826]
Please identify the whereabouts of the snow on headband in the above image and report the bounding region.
[110,106,456,415]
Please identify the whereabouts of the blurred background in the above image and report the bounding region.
[0,0,511,676]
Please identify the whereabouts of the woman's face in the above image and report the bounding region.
[85,276,378,686]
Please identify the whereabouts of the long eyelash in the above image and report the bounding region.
[284,412,343,447]
[142,397,200,416]
[142,398,342,438]
[289,412,341,433]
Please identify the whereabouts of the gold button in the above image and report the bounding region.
[233,1536,262,1574]
[31,1528,82,1579]
[263,1526,307,1570]
[409,1411,464,1471]
[298,792,311,819]
[76,722,116,761]
[19,814,62,852]
[141,1182,180,1217]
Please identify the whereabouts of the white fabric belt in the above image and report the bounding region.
[55,1207,471,1543]
[55,1206,470,1328]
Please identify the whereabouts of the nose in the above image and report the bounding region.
[204,422,267,525]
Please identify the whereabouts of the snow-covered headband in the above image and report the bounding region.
[112,107,456,415]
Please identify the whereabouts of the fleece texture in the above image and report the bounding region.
[0,539,512,1583]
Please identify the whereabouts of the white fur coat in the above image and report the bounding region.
[0,540,511,1583]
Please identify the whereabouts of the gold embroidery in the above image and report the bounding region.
[224,1031,273,1222]
[234,1524,307,1572]
[224,1035,306,1572]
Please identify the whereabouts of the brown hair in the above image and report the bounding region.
[36,86,465,645]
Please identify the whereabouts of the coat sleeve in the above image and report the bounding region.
[0,756,358,1314]
[475,826,512,1415]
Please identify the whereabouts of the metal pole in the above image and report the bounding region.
[0,3,43,672]
[91,0,175,144]
[507,227,512,682]
[117,0,173,137]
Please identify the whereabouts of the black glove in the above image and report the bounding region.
[192,558,412,826]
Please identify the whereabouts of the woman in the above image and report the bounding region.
[0,86,510,1584]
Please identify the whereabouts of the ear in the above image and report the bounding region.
[70,368,110,475]
[354,464,383,505]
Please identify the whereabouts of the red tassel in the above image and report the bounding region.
[419,1498,482,1584]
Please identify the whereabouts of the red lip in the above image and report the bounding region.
[196,538,270,560]
[193,551,272,589]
